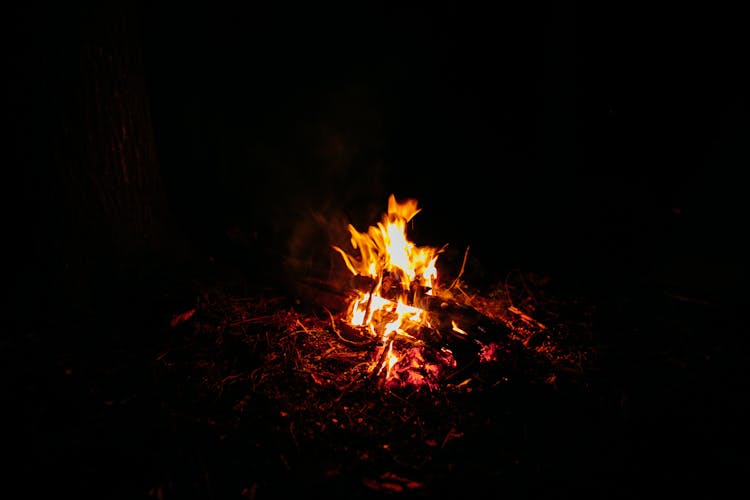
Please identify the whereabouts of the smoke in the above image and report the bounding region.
[260,83,391,289]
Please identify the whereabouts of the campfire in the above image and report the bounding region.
[164,194,594,404]
[319,194,511,391]
[158,195,597,495]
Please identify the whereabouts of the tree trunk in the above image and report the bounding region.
[17,4,184,321]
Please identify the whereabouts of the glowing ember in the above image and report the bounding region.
[332,194,458,390]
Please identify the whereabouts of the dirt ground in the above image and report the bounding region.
[8,254,747,500]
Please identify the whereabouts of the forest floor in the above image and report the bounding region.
[8,250,747,500]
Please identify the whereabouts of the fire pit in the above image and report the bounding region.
[154,194,598,497]
[314,193,515,390]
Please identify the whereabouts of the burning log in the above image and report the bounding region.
[299,193,517,390]
[317,275,509,338]
[300,275,512,369]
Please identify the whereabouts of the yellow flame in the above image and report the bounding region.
[451,321,467,335]
[334,194,448,385]
[332,194,440,291]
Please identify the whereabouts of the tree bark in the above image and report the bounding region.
[19,4,183,320]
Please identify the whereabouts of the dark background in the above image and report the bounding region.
[11,2,749,302]
[140,2,748,297]
[7,2,750,499]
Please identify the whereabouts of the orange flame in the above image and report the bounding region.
[332,194,456,389]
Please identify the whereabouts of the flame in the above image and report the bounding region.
[332,194,457,389]
[333,194,438,292]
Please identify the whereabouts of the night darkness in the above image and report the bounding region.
[145,2,745,296]
[8,2,750,499]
